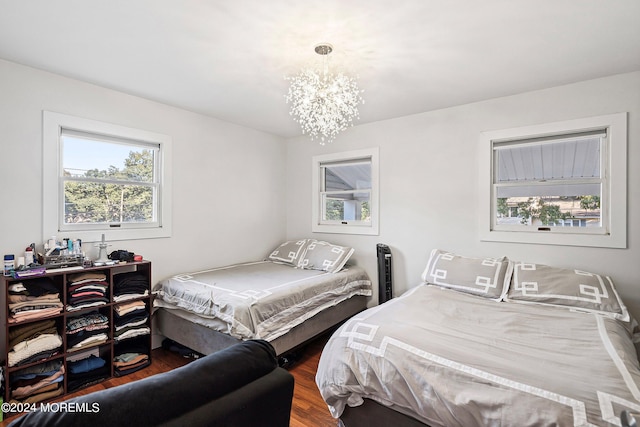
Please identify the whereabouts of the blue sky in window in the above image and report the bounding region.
[62,136,140,174]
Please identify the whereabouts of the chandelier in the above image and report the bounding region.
[285,44,364,145]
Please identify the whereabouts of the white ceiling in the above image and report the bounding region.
[1,0,639,139]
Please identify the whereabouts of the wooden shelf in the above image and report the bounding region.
[1,261,152,413]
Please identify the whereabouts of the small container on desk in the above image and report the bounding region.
[3,255,14,277]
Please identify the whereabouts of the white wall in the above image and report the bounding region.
[2,57,637,321]
[0,59,288,283]
[285,72,640,320]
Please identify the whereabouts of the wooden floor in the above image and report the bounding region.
[287,334,337,427]
[1,334,336,426]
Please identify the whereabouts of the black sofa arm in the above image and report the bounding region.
[165,366,294,427]
[9,340,294,427]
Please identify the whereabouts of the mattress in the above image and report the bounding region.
[316,284,640,427]
[153,261,371,342]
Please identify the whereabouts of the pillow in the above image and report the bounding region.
[421,249,512,300]
[297,240,354,273]
[266,239,309,266]
[506,262,629,321]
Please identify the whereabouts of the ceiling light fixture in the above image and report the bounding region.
[285,43,364,145]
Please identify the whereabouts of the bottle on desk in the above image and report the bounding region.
[3,254,15,276]
[25,246,34,266]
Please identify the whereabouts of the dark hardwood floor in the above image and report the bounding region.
[1,334,336,426]
[288,333,337,427]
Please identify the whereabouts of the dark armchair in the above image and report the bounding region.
[9,340,294,427]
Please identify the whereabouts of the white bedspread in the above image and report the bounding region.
[316,284,640,427]
[153,261,371,341]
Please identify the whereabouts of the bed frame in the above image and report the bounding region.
[339,398,429,427]
[155,294,368,357]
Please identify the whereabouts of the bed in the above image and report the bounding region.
[316,249,640,427]
[153,239,372,356]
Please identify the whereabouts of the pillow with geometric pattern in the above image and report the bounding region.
[421,249,512,300]
[297,240,354,273]
[266,239,309,267]
[506,262,629,321]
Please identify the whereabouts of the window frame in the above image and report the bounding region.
[312,148,379,235]
[43,111,172,243]
[479,113,627,248]
[492,129,607,235]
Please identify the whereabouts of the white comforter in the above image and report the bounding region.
[316,284,640,427]
[153,261,371,341]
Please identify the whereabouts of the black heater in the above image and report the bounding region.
[376,243,393,303]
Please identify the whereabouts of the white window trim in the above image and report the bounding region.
[43,111,172,243]
[312,147,380,235]
[478,113,627,248]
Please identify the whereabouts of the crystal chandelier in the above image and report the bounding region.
[285,44,364,145]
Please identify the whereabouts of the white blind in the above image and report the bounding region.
[494,131,605,183]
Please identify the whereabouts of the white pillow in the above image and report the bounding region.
[266,240,309,267]
[297,240,354,273]
[506,262,629,321]
[421,249,512,300]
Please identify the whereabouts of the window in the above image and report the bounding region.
[43,111,172,242]
[312,148,379,235]
[494,130,605,231]
[479,113,626,248]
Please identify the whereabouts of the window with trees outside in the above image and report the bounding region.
[312,148,379,235]
[479,113,627,248]
[43,112,172,242]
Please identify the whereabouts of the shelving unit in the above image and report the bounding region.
[0,261,151,413]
